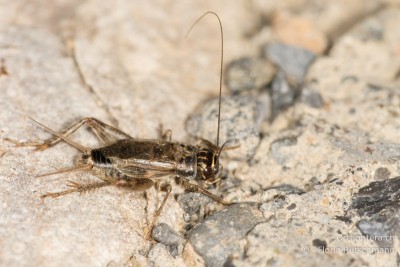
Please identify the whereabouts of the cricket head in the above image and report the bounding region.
[196,138,240,183]
[196,139,223,182]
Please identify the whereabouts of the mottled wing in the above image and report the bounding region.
[113,158,175,179]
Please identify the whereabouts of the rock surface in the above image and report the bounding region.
[1,1,400,267]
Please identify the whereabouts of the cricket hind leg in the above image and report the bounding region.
[151,182,172,228]
[6,117,133,150]
[142,181,172,240]
[41,180,112,198]
[41,176,155,199]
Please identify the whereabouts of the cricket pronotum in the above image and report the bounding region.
[7,11,236,237]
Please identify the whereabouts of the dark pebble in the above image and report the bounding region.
[312,239,327,250]
[351,176,400,216]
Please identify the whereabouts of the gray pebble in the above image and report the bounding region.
[188,203,266,267]
[177,192,212,224]
[270,71,296,120]
[374,167,390,180]
[152,223,184,247]
[224,57,276,93]
[270,136,298,165]
[357,219,393,248]
[264,43,316,86]
[300,86,324,108]
[186,94,269,160]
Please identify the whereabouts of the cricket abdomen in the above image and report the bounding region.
[91,149,112,166]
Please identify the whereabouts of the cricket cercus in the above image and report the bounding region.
[7,11,236,235]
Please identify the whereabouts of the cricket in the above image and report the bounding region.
[8,12,234,234]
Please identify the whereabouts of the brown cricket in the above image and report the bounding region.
[8,11,233,233]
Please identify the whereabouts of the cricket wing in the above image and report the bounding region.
[115,160,175,179]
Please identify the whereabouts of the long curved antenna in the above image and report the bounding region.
[217,139,241,156]
[185,11,224,146]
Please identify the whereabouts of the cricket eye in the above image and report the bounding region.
[204,167,213,178]
[204,164,218,179]
[202,166,213,179]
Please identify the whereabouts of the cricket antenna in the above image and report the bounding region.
[185,11,224,147]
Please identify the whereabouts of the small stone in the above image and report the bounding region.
[188,203,266,267]
[264,43,316,86]
[224,57,276,93]
[357,219,394,249]
[152,223,184,247]
[374,167,390,180]
[186,94,269,160]
[286,203,296,210]
[270,71,296,120]
[177,192,213,224]
[270,136,298,165]
[312,239,327,251]
[299,86,324,108]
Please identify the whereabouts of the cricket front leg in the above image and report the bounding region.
[6,117,132,150]
[177,177,232,206]
[151,182,172,229]
[142,182,172,241]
